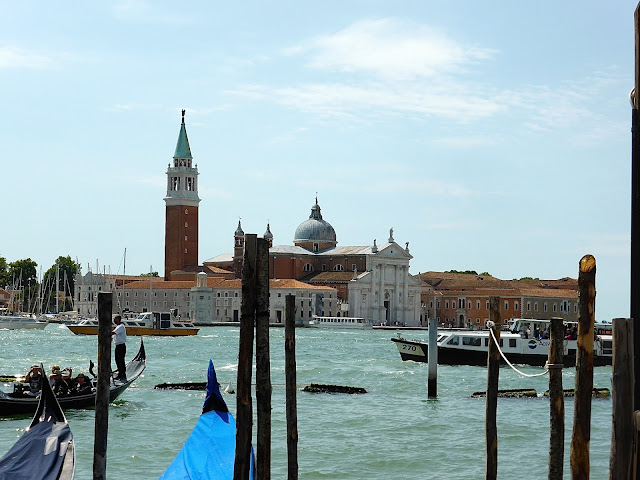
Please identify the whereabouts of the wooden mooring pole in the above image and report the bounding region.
[548,317,564,480]
[485,296,501,480]
[570,254,596,479]
[285,294,299,480]
[428,317,438,398]
[610,318,634,478]
[93,291,112,480]
[255,238,272,480]
[235,234,257,480]
[632,1,640,415]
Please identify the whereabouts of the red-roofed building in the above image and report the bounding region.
[418,272,579,328]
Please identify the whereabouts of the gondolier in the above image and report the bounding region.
[112,315,127,381]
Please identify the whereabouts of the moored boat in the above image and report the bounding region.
[0,339,146,416]
[0,314,48,330]
[309,316,373,329]
[0,363,75,479]
[158,359,255,479]
[391,318,612,367]
[66,311,199,336]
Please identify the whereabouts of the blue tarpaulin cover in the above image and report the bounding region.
[159,360,255,480]
[0,422,72,480]
[0,363,74,480]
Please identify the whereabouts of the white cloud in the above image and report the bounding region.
[0,45,54,69]
[289,18,495,81]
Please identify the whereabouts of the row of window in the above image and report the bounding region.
[122,301,181,307]
[303,263,357,272]
[435,299,577,313]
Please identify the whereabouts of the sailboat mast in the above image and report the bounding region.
[56,263,60,314]
[122,248,126,315]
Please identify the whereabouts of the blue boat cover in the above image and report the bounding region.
[0,364,74,480]
[0,422,73,480]
[158,360,255,480]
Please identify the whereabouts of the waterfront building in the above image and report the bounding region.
[74,270,336,324]
[205,200,423,326]
[0,288,9,310]
[419,272,579,328]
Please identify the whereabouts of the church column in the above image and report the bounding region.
[394,264,400,324]
[403,265,409,324]
[379,263,385,324]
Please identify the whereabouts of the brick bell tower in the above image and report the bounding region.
[164,109,200,280]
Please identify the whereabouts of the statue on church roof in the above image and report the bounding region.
[389,228,394,243]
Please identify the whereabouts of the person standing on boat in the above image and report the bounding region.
[112,315,127,382]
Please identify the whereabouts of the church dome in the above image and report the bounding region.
[294,198,337,243]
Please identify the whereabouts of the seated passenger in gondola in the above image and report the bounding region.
[70,373,92,396]
[49,367,70,396]
[23,364,43,397]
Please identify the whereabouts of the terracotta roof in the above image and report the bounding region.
[299,272,355,283]
[418,271,578,292]
[211,278,333,291]
[170,265,232,275]
[519,288,578,299]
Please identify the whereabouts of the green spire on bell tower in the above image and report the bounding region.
[174,109,193,159]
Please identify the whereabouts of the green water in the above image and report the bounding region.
[0,325,613,479]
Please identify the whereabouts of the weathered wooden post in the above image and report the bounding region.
[255,238,272,480]
[285,294,299,480]
[93,291,112,480]
[548,317,565,480]
[427,317,438,398]
[610,317,634,478]
[632,1,640,414]
[235,234,257,480]
[570,254,596,479]
[485,296,501,480]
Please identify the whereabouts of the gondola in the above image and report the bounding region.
[158,360,255,479]
[0,339,146,416]
[0,363,75,479]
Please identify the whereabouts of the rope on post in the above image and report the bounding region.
[486,323,549,378]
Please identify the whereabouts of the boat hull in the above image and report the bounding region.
[391,337,612,367]
[0,317,48,330]
[66,325,198,336]
[0,340,146,416]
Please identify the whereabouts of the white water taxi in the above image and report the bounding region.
[67,311,199,336]
[0,315,49,330]
[309,316,373,330]
[391,318,612,367]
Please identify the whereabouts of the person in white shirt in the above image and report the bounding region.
[112,315,127,381]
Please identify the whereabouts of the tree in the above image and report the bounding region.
[140,271,159,277]
[8,258,38,312]
[445,270,479,275]
[0,256,8,288]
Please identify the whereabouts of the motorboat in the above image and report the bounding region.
[66,311,199,336]
[391,318,612,367]
[0,314,48,330]
[309,316,373,330]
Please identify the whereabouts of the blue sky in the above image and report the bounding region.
[0,1,634,321]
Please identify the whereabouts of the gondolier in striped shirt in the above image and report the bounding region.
[112,315,127,382]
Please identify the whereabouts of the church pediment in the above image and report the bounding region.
[375,242,413,260]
